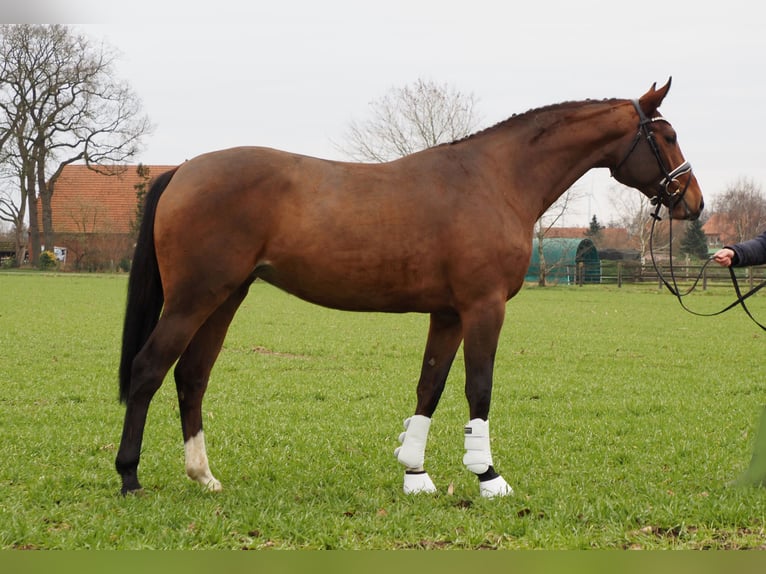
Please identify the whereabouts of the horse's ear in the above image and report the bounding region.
[638,77,672,116]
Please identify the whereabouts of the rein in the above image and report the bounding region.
[648,201,766,331]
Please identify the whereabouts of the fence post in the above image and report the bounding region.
[617,261,623,288]
[577,262,584,286]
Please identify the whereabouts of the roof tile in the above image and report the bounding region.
[41,164,176,234]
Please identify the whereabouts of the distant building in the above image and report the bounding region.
[530,225,645,282]
[702,213,737,248]
[36,164,175,270]
[544,226,631,249]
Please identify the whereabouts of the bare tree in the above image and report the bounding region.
[712,177,766,243]
[0,155,26,263]
[609,183,660,264]
[338,78,482,162]
[0,25,151,265]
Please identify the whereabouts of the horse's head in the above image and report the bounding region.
[610,79,704,220]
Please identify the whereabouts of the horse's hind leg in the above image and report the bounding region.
[173,281,252,491]
[116,313,207,494]
[395,311,463,493]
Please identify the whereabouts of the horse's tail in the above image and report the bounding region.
[119,167,179,404]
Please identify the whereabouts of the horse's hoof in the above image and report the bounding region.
[121,487,145,497]
[188,472,222,492]
[120,476,143,496]
[403,471,437,494]
[479,475,513,498]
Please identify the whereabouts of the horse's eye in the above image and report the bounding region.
[665,134,677,145]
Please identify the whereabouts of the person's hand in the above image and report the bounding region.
[713,248,735,267]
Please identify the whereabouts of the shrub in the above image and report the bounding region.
[38,250,58,270]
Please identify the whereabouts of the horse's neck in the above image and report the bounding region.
[479,101,630,220]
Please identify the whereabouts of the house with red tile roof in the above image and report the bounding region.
[701,213,737,247]
[38,164,175,269]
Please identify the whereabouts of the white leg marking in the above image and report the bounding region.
[184,431,222,491]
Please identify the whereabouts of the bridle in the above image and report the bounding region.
[621,99,766,331]
[612,99,693,214]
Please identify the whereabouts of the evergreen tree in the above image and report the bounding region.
[680,218,709,260]
[130,164,151,237]
[584,214,604,243]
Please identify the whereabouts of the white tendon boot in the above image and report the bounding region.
[394,415,437,494]
[463,418,513,498]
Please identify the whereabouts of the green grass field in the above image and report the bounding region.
[2,272,766,549]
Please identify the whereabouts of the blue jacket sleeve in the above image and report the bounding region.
[728,229,766,267]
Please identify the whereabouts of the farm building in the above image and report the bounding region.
[525,237,601,284]
[37,164,175,270]
[701,213,737,248]
[545,226,631,249]
[0,237,17,265]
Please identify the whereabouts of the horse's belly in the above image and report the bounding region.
[254,259,451,313]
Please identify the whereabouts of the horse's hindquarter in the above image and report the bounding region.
[156,147,527,313]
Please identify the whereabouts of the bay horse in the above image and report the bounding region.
[116,80,703,497]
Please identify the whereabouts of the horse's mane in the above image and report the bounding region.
[446,98,624,146]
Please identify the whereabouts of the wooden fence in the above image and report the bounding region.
[553,261,766,289]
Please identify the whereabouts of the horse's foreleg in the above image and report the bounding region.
[174,282,252,491]
[395,311,462,494]
[461,300,513,498]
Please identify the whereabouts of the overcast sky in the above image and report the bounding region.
[8,0,766,225]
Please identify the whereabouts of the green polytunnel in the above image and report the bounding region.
[524,238,601,284]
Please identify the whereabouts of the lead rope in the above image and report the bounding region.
[649,205,766,330]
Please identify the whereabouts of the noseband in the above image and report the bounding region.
[612,100,693,210]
